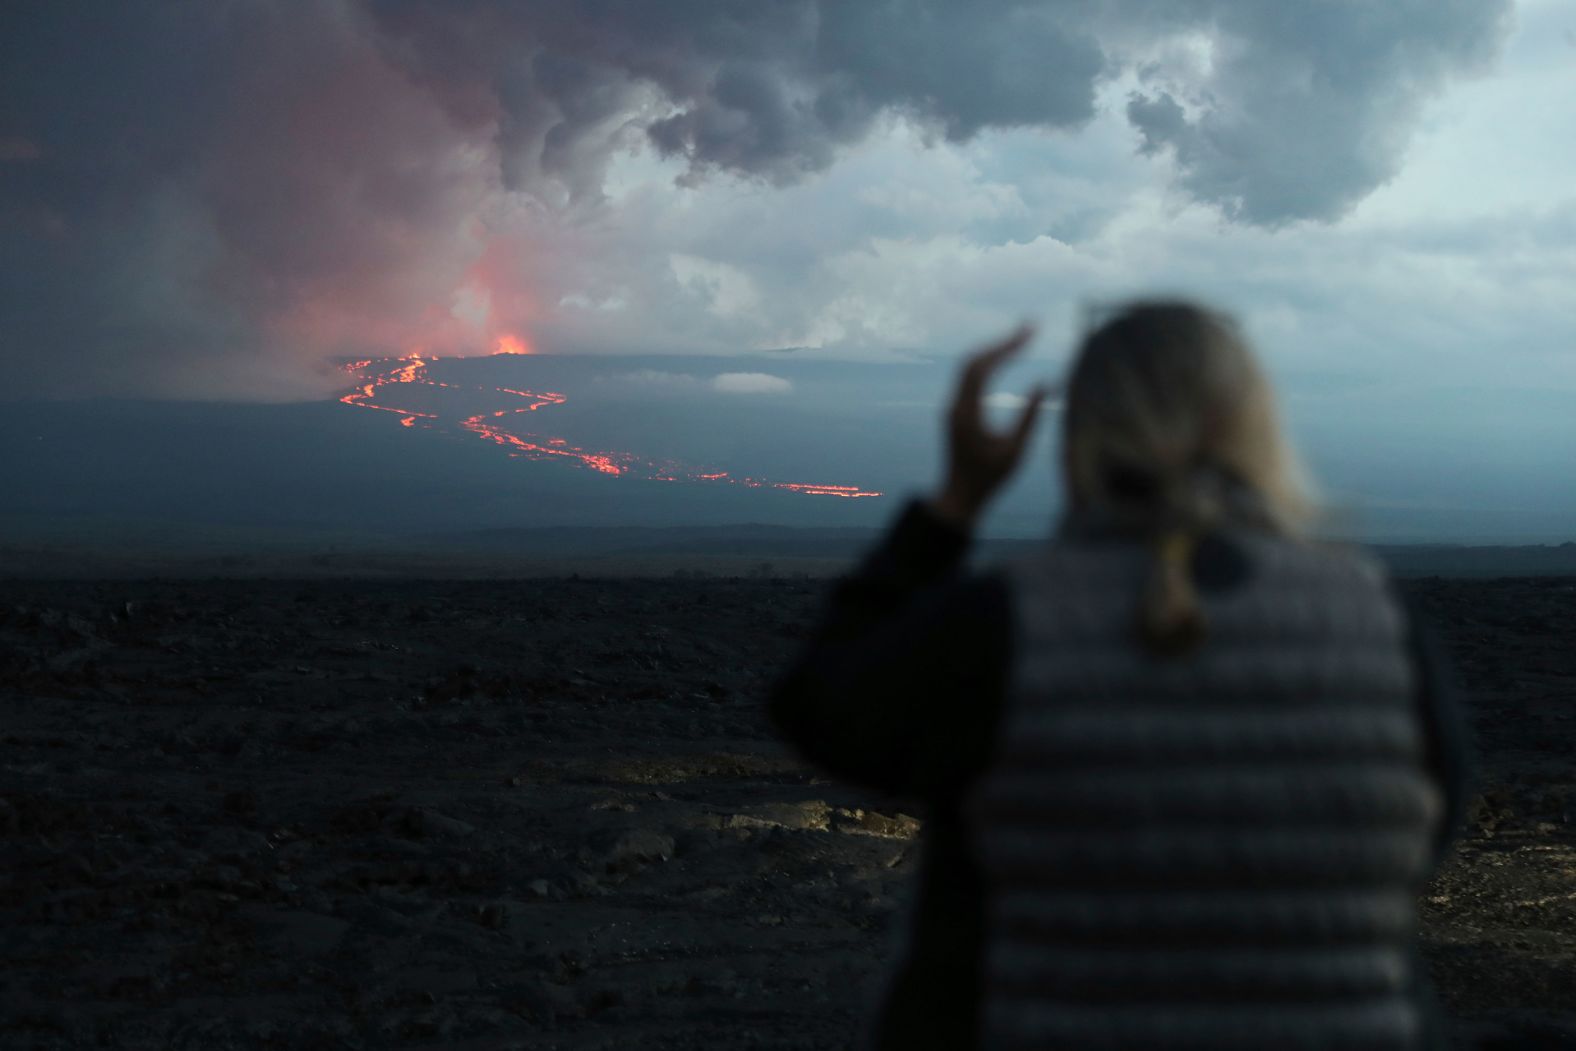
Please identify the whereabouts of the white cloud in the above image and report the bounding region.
[983,390,1066,415]
[599,369,795,397]
[710,372,794,395]
[984,391,1028,410]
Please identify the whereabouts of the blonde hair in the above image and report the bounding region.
[1061,301,1316,656]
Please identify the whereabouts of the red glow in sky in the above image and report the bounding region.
[492,334,531,356]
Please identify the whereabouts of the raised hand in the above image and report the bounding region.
[931,323,1049,528]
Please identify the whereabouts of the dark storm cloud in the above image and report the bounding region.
[1118,0,1513,224]
[642,1,1107,183]
[367,0,1514,209]
[369,0,1106,188]
[0,1,1512,397]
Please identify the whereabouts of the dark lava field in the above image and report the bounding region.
[1,575,1573,1049]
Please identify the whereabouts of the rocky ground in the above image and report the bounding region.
[1,575,1572,1049]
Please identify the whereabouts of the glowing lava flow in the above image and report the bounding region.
[338,340,884,498]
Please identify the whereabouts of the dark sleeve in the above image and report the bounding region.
[768,500,1013,803]
[1397,589,1474,864]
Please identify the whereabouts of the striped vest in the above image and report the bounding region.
[970,530,1443,1050]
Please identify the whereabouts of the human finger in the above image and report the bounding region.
[975,321,1035,368]
[954,323,1035,419]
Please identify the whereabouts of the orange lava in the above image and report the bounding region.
[772,483,884,498]
[337,349,883,498]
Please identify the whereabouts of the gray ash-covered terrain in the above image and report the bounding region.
[1,576,1573,1049]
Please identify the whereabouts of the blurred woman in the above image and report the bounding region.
[770,301,1467,1050]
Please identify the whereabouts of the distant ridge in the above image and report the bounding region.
[420,522,883,560]
[420,523,1576,578]
[1369,541,1576,578]
[4,522,1573,580]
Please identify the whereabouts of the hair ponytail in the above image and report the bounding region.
[1135,472,1219,657]
[1137,529,1207,657]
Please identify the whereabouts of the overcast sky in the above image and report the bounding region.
[2,1,1573,539]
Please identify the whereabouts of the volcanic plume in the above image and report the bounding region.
[0,2,1512,400]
